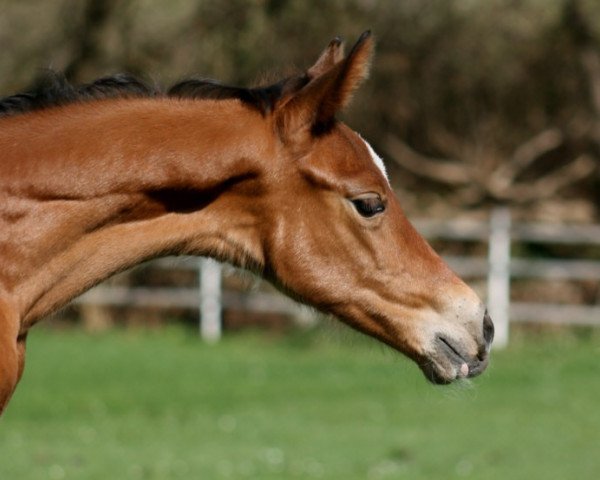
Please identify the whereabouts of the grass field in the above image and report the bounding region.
[1,325,600,480]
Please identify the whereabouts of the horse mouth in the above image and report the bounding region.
[419,336,489,385]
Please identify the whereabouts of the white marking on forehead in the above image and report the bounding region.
[359,135,389,184]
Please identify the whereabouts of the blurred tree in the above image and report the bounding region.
[0,0,598,221]
[63,0,118,80]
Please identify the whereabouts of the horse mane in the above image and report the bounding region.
[0,70,310,118]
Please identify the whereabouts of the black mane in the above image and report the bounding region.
[0,72,156,117]
[0,71,309,118]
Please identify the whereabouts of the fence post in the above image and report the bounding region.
[199,257,222,342]
[487,207,511,349]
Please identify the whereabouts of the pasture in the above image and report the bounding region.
[1,326,599,480]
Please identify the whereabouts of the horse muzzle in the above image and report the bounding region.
[419,311,494,384]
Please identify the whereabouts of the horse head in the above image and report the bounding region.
[251,32,493,383]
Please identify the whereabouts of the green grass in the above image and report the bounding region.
[1,326,600,480]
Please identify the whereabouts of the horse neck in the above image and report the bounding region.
[0,99,271,328]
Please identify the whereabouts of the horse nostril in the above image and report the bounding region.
[483,310,494,346]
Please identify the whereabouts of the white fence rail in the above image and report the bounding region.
[75,208,600,347]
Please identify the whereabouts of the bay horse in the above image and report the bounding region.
[0,32,493,414]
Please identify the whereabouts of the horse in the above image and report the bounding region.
[0,32,493,414]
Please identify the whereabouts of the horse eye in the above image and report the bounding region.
[351,195,385,218]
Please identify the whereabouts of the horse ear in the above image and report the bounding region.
[276,31,374,139]
[307,37,345,79]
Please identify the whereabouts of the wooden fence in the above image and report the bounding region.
[75,208,600,348]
